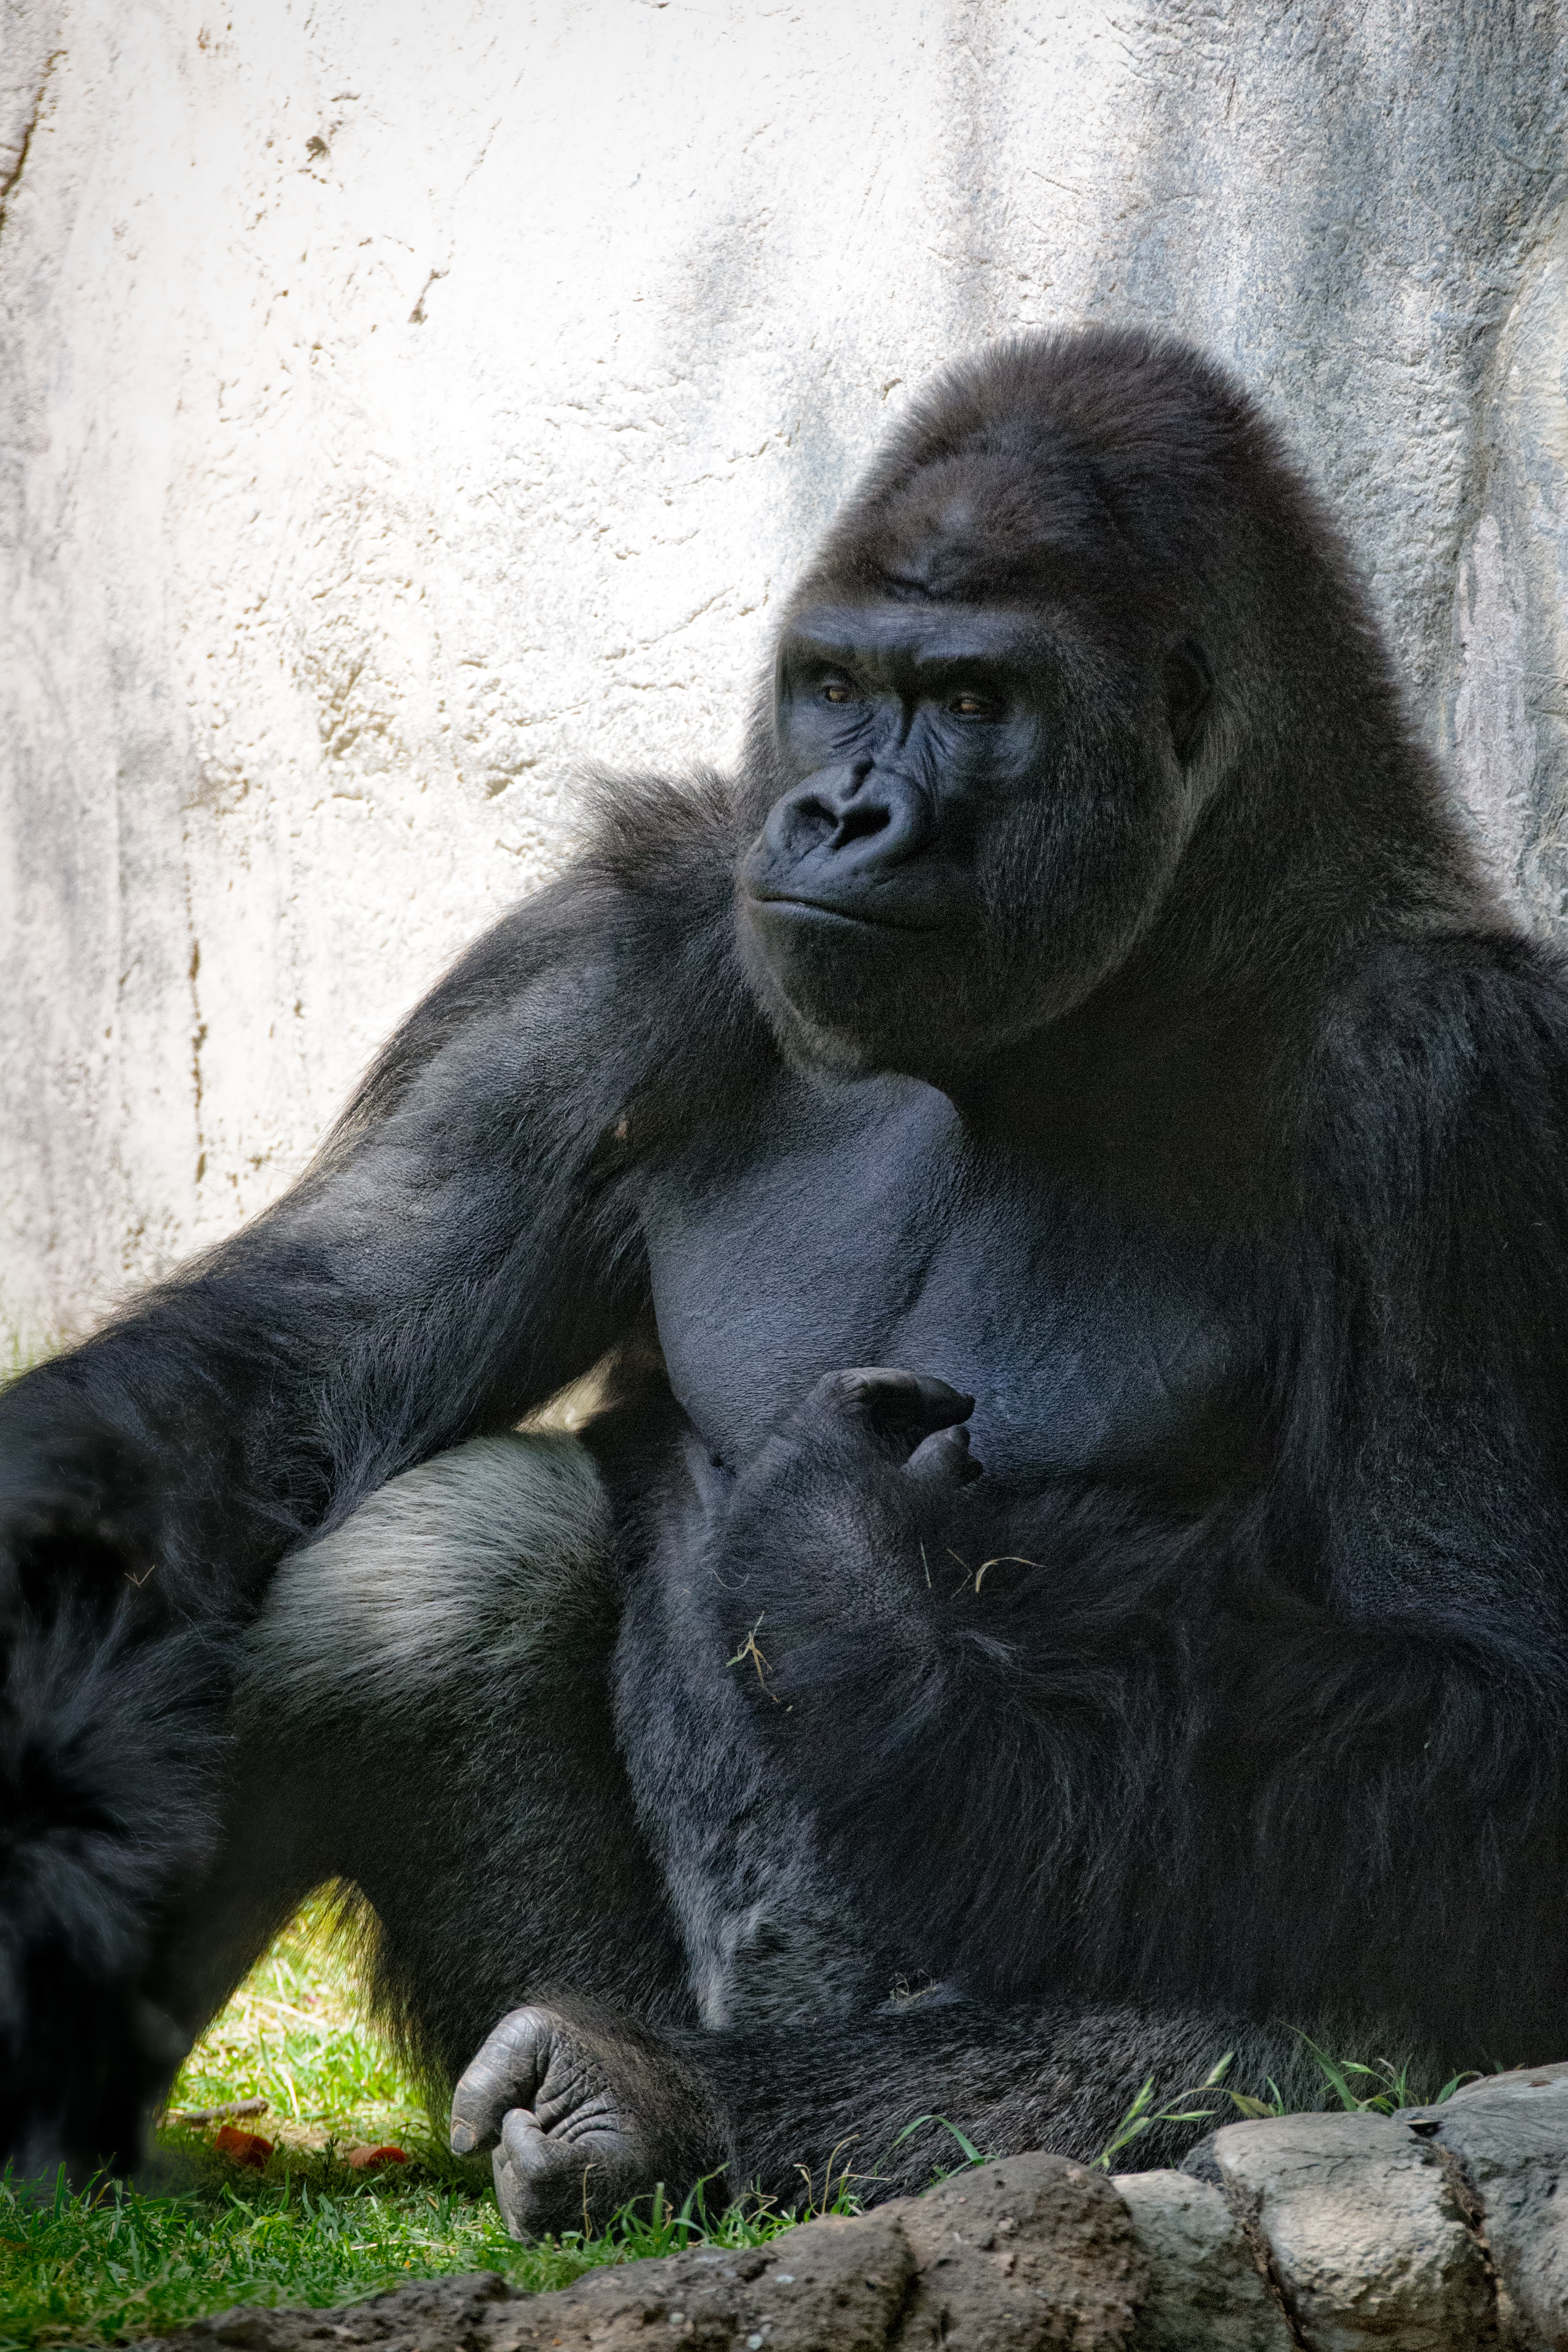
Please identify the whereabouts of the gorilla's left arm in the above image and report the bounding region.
[0,782,747,2174]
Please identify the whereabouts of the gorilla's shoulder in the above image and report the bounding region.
[334,773,763,1138]
[577,768,748,899]
[457,769,744,990]
[1326,926,1568,1061]
[1304,925,1568,1199]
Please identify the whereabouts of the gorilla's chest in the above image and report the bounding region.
[634,1071,1263,1493]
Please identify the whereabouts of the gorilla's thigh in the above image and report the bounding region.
[156,1432,688,2087]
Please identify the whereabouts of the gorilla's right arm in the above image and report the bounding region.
[0,782,741,2178]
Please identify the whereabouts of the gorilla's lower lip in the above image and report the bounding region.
[744,892,947,937]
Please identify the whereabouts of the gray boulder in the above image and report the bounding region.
[1112,2169,1293,2352]
[886,2154,1146,2350]
[1398,2066,1568,2351]
[1207,2110,1494,2351]
[160,2270,520,2352]
[484,2212,915,2352]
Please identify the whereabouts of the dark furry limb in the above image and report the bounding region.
[681,1997,1336,2203]
[0,1595,232,2174]
[0,809,742,2176]
[696,1398,1568,2067]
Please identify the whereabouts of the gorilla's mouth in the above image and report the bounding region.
[743,889,948,936]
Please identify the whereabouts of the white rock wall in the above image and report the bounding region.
[3,0,1566,1348]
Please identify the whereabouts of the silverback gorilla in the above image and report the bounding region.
[5,328,1568,2226]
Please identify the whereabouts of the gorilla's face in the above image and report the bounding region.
[736,595,1213,1086]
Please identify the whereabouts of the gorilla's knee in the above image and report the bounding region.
[239,1430,613,1736]
[205,1430,660,2075]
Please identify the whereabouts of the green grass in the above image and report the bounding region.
[0,1897,1477,2349]
[158,1895,428,2153]
[0,1904,809,2352]
[1088,2035,1475,2171]
[0,2165,817,2352]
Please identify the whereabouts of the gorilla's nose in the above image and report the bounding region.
[759,764,932,882]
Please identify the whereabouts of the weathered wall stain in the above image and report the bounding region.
[2,0,1565,1344]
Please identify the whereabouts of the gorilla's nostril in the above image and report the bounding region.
[832,802,891,848]
[763,793,836,856]
[759,768,924,875]
[793,796,841,846]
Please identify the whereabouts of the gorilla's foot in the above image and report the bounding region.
[449,2001,723,2238]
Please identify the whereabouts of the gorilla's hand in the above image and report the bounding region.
[789,1366,982,1487]
[449,2005,652,2236]
[707,1369,990,1703]
[449,2002,723,2239]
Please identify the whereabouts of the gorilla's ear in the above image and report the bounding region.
[1164,637,1212,763]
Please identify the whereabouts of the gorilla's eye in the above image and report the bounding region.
[948,689,1000,719]
[820,677,857,705]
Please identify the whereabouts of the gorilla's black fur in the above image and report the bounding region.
[5,328,1568,2218]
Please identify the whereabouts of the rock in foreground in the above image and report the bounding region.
[153,2155,1143,2352]
[144,2081,1568,2352]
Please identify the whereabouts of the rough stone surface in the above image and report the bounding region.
[160,2269,519,2351]
[3,2,1567,1346]
[124,2105,1568,2352]
[485,2213,915,2352]
[148,2158,1142,2352]
[1398,2070,1568,2352]
[1451,2062,1568,2108]
[1112,2169,1293,2352]
[887,2153,1146,2350]
[1210,2112,1495,2351]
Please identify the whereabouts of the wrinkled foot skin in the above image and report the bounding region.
[449,2002,722,2239]
[787,1367,983,1488]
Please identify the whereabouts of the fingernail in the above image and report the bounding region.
[451,2123,476,2154]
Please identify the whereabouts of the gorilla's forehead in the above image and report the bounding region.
[862,439,1127,593]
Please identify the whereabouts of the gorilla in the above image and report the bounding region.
[5,327,1568,2229]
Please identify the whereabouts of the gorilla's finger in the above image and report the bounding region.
[808,1367,975,1444]
[449,2006,552,2155]
[500,2107,551,2171]
[907,1424,983,1485]
[497,2104,574,2221]
[491,2118,548,2238]
[500,2105,642,2236]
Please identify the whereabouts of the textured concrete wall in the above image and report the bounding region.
[3,0,1566,1347]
